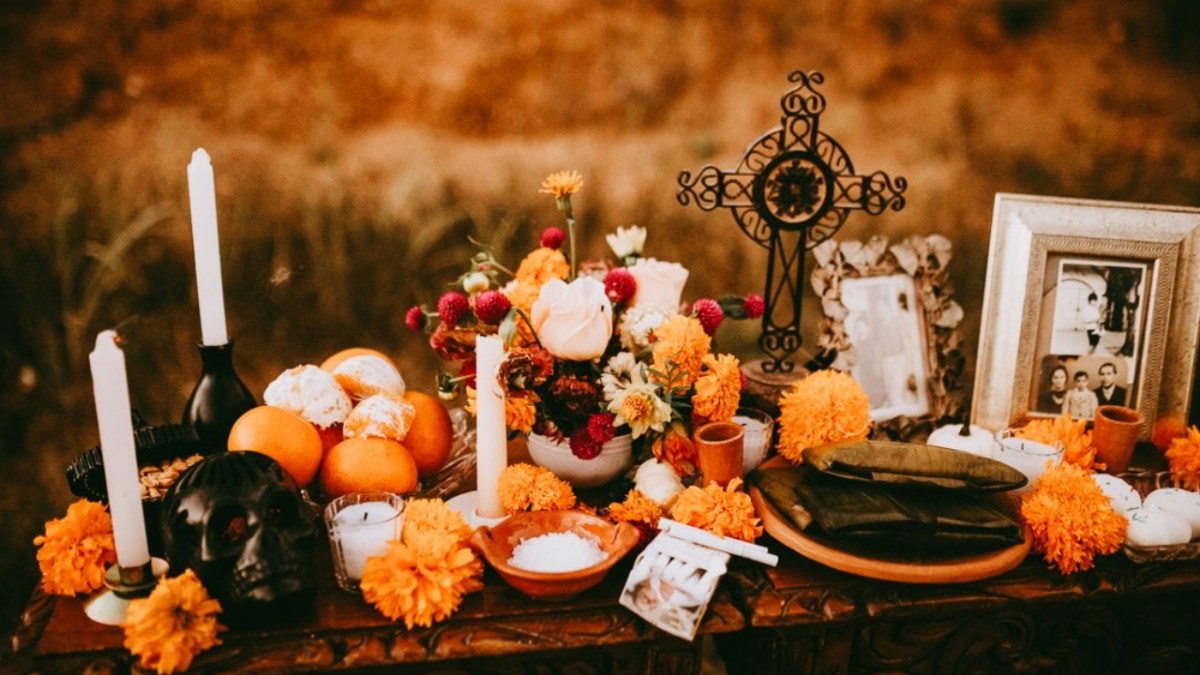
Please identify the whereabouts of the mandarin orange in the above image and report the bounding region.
[319,347,395,373]
[402,390,455,479]
[228,406,324,487]
[319,437,419,498]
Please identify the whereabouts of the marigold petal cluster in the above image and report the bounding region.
[1017,414,1100,470]
[360,534,484,629]
[652,425,699,476]
[650,315,711,389]
[1152,417,1189,453]
[1020,462,1127,574]
[515,247,570,287]
[608,489,664,529]
[32,499,117,596]
[404,497,474,547]
[670,478,762,542]
[692,353,742,423]
[776,370,871,464]
[497,463,577,514]
[123,569,224,675]
[1164,425,1200,490]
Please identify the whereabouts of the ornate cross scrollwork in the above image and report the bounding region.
[678,70,907,372]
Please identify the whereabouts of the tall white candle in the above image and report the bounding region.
[474,335,507,518]
[89,331,151,569]
[187,148,228,346]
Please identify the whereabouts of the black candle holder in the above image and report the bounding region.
[182,340,257,448]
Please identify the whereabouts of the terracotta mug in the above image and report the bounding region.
[1092,405,1142,474]
[693,421,745,488]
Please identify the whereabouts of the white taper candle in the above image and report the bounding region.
[474,335,507,518]
[187,148,228,346]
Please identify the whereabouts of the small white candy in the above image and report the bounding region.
[1091,473,1142,516]
[1143,488,1200,539]
[1125,508,1193,548]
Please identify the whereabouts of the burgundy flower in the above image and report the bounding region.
[569,426,602,460]
[744,294,765,319]
[429,324,477,361]
[498,347,555,391]
[603,268,637,305]
[437,292,471,327]
[540,227,566,250]
[691,298,724,334]
[587,413,616,444]
[404,305,426,331]
[548,373,601,416]
[473,290,513,325]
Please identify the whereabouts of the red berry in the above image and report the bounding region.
[404,306,426,331]
[541,227,566,250]
[603,268,637,304]
[744,294,765,319]
[437,292,471,327]
[474,290,513,325]
[692,298,724,334]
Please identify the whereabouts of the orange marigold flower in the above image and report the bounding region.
[1020,462,1127,574]
[650,315,711,389]
[1153,417,1190,453]
[776,370,871,464]
[539,170,584,199]
[404,497,474,547]
[514,247,570,287]
[1017,414,1100,470]
[32,499,117,596]
[670,478,763,542]
[466,388,540,435]
[1164,425,1200,490]
[692,353,742,423]
[360,532,484,629]
[652,424,699,476]
[608,489,664,529]
[123,569,224,675]
[497,463,577,514]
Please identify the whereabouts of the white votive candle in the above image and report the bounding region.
[89,331,150,569]
[187,148,228,346]
[330,502,402,581]
[474,335,507,519]
[733,409,774,473]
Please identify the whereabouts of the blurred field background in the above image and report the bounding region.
[1,0,1199,636]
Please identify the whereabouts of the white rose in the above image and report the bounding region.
[606,225,647,259]
[628,258,689,312]
[531,277,614,361]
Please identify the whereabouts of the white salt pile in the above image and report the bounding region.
[508,531,606,573]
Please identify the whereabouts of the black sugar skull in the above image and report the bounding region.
[161,451,315,614]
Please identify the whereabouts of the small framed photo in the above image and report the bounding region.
[973,194,1200,437]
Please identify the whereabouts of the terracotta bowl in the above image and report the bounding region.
[470,510,640,601]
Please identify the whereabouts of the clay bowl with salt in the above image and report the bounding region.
[471,509,640,601]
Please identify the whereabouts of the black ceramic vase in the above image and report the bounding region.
[182,340,257,448]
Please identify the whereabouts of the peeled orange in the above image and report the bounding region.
[228,406,323,488]
[402,390,455,479]
[319,437,419,498]
[320,347,395,373]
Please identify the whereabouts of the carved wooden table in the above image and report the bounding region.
[716,544,1200,674]
[9,544,744,674]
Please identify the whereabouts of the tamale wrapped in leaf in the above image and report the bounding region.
[803,440,1027,492]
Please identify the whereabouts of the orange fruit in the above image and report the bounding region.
[319,437,419,498]
[402,390,455,479]
[228,406,323,487]
[320,347,395,373]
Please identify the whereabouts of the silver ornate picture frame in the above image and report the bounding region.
[973,194,1200,438]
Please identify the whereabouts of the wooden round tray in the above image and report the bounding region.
[748,458,1032,584]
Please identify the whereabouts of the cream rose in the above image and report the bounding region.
[531,277,614,361]
[628,258,689,312]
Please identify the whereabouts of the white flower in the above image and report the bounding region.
[462,272,490,295]
[601,351,639,402]
[619,305,671,351]
[606,225,647,259]
[606,367,672,439]
[628,257,689,313]
[530,277,614,361]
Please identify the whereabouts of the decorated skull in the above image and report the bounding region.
[161,451,315,614]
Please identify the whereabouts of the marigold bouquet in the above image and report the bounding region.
[407,171,762,472]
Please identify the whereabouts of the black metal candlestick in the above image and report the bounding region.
[182,340,257,448]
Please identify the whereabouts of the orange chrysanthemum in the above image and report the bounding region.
[514,247,570,287]
[1017,414,1100,470]
[497,463,577,514]
[403,497,474,547]
[360,530,484,629]
[1020,462,1127,574]
[1154,417,1190,453]
[608,489,665,530]
[1164,425,1200,490]
[652,423,699,476]
[466,387,540,435]
[670,478,763,542]
[539,170,584,199]
[650,315,711,389]
[123,569,224,675]
[692,353,742,423]
[32,499,117,596]
[776,370,871,464]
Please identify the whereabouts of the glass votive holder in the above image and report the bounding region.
[324,491,405,593]
[994,429,1064,492]
[732,407,775,473]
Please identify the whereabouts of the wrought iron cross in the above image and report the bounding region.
[678,70,907,373]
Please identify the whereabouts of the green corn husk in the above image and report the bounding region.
[803,440,1028,492]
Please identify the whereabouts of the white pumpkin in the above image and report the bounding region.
[1125,508,1192,548]
[633,458,684,509]
[927,423,996,458]
[1091,473,1142,516]
[1143,488,1200,539]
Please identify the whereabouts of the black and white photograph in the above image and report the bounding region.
[841,274,930,421]
[1029,354,1133,420]
[1049,259,1147,359]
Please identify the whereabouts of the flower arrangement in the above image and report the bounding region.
[408,171,762,474]
[32,498,117,596]
[1015,414,1100,471]
[123,569,224,675]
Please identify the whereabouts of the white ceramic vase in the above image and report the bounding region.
[526,433,634,488]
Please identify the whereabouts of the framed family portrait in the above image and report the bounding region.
[973,194,1200,438]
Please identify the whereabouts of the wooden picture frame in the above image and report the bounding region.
[973,194,1200,438]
